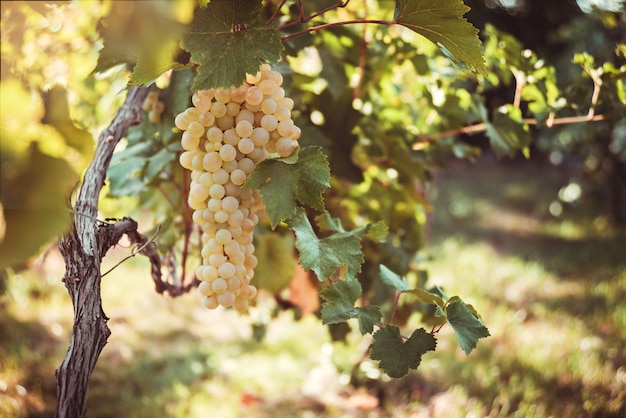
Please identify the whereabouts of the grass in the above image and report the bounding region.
[1,154,625,417]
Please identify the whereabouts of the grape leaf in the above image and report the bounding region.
[366,221,389,243]
[290,208,364,281]
[379,264,411,292]
[394,0,486,75]
[369,325,437,378]
[317,213,388,243]
[445,299,490,355]
[181,0,283,90]
[41,85,93,156]
[379,265,446,306]
[0,143,77,268]
[483,104,532,157]
[320,277,382,335]
[403,288,446,307]
[245,147,330,228]
[253,232,297,294]
[94,1,188,84]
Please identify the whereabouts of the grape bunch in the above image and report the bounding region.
[176,64,301,311]
[142,91,165,123]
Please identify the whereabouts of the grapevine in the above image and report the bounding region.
[175,64,301,311]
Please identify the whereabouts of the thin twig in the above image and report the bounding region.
[101,225,161,277]
[67,209,110,225]
[278,0,351,31]
[281,19,392,40]
[512,69,524,109]
[267,0,288,25]
[353,3,369,100]
[413,113,608,148]
[389,292,401,324]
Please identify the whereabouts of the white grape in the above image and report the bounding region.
[208,253,226,268]
[198,280,214,296]
[260,114,278,132]
[203,152,222,172]
[276,137,297,158]
[212,168,229,185]
[211,101,227,118]
[212,278,228,293]
[208,184,225,200]
[221,196,239,212]
[219,262,236,279]
[237,137,255,154]
[235,120,254,138]
[261,98,277,115]
[219,144,237,162]
[215,228,232,245]
[217,115,235,130]
[178,64,301,311]
[217,291,235,307]
[259,79,277,95]
[215,87,231,103]
[245,87,263,106]
[214,210,229,224]
[203,295,219,309]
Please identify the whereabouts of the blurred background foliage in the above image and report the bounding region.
[1,0,625,416]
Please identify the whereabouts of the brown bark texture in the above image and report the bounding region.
[55,86,149,418]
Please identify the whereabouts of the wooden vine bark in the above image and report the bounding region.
[56,86,149,418]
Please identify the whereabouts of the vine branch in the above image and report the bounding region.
[413,77,607,148]
[56,86,149,418]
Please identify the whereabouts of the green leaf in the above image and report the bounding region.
[369,325,437,378]
[94,1,188,84]
[253,232,297,294]
[310,88,364,183]
[379,265,446,307]
[0,143,78,268]
[145,148,177,184]
[320,280,356,322]
[107,156,147,197]
[366,221,389,242]
[181,0,283,89]
[315,212,346,233]
[357,306,384,335]
[246,147,330,228]
[394,0,486,75]
[484,105,532,157]
[320,277,382,335]
[290,209,365,281]
[445,299,490,355]
[379,264,411,292]
[316,214,387,243]
[41,85,93,156]
[403,288,445,307]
